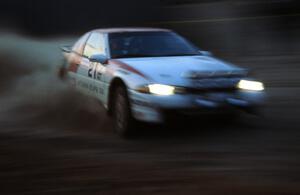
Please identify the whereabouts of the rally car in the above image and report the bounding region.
[59,28,265,136]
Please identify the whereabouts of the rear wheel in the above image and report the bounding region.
[112,85,135,137]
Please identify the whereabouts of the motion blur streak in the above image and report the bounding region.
[0,0,300,194]
[0,34,108,134]
[0,32,300,194]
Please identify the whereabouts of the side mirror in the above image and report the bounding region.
[89,54,108,64]
[199,50,213,56]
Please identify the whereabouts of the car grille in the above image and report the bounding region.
[181,87,237,94]
[176,77,241,94]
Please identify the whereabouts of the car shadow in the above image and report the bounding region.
[129,114,262,140]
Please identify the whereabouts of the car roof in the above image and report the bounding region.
[93,27,171,34]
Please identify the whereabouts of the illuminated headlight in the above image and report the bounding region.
[148,84,175,95]
[237,80,264,91]
[136,84,175,95]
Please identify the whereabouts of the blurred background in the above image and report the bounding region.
[0,0,300,194]
[1,0,300,56]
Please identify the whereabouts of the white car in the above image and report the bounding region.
[60,28,265,136]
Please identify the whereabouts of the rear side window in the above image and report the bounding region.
[72,33,90,55]
[83,32,106,58]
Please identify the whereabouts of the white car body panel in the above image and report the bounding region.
[62,28,266,123]
[117,56,243,86]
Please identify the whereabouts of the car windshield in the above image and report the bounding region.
[109,31,200,58]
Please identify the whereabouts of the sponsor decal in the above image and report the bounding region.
[68,63,79,72]
[77,80,104,95]
[68,54,81,73]
[108,59,149,79]
[182,70,247,79]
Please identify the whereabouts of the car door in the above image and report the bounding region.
[66,32,90,92]
[81,32,108,100]
[72,37,91,95]
[89,34,109,102]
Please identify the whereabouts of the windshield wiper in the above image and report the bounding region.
[112,54,156,58]
[163,53,200,57]
[112,53,201,59]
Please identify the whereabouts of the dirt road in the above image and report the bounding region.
[0,35,299,194]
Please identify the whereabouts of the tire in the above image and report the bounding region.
[112,85,135,137]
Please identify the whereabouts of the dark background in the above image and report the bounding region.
[1,0,300,56]
[1,1,300,194]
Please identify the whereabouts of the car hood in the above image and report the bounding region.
[117,55,246,86]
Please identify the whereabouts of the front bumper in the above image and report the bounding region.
[129,89,266,123]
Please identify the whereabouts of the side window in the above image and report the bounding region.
[72,33,90,55]
[83,32,106,58]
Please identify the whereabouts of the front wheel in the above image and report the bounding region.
[112,85,135,137]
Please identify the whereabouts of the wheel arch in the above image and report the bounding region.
[107,77,128,115]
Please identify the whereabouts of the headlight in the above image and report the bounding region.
[237,80,264,91]
[148,84,175,95]
[136,84,175,95]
